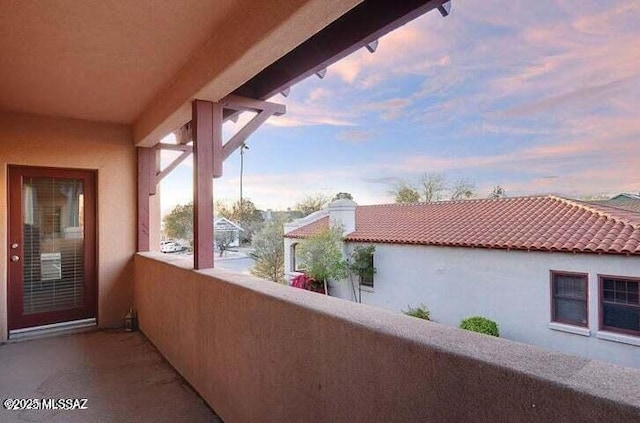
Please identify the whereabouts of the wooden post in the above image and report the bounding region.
[192,100,217,269]
[136,147,154,251]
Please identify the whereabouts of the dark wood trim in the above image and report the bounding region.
[230,0,447,107]
[193,100,215,269]
[549,270,589,328]
[598,274,640,337]
[7,165,97,330]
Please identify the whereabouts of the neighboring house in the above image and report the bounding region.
[214,217,244,248]
[589,193,640,213]
[284,197,640,369]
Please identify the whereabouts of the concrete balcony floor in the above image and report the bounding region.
[0,330,222,423]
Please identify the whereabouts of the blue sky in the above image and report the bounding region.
[160,0,640,213]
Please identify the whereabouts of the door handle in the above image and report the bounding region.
[11,255,19,262]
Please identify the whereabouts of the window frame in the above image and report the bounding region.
[358,252,375,288]
[550,270,589,328]
[599,274,640,337]
[291,243,305,273]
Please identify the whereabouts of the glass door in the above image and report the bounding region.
[8,166,96,330]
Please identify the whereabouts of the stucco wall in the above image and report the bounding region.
[135,252,640,422]
[0,111,136,339]
[330,243,640,368]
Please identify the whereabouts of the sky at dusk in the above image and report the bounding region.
[159,0,640,214]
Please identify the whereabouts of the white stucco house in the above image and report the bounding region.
[284,196,640,369]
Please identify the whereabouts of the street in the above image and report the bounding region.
[171,248,255,275]
[215,256,255,274]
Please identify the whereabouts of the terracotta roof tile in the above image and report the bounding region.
[285,216,329,239]
[285,196,640,256]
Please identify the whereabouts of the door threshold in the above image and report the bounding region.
[9,318,97,341]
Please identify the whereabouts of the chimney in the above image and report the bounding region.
[328,199,357,235]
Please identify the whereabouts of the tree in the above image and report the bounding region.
[163,203,193,241]
[215,199,262,223]
[450,178,476,200]
[294,193,331,217]
[489,185,506,199]
[297,225,348,294]
[333,192,354,201]
[394,186,420,203]
[389,180,420,203]
[419,172,447,202]
[214,229,237,257]
[250,218,286,283]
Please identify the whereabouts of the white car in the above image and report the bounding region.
[160,241,183,253]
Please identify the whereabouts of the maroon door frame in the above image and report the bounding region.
[7,166,97,330]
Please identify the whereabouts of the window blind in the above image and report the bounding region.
[22,177,85,315]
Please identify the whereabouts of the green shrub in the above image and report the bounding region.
[459,316,499,337]
[403,304,430,320]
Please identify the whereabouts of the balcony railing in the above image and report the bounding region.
[135,252,640,422]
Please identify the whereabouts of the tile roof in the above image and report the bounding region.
[285,216,330,239]
[285,196,640,255]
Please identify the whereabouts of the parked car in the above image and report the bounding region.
[161,241,183,253]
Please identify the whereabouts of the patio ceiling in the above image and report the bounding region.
[0,0,243,123]
[0,0,361,144]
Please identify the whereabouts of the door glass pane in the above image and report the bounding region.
[23,177,85,314]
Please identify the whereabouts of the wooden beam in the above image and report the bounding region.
[156,150,191,184]
[173,94,285,146]
[222,111,273,160]
[175,122,192,145]
[171,95,281,171]
[137,147,153,251]
[149,147,159,196]
[231,0,447,102]
[220,94,286,116]
[192,100,215,269]
[157,143,193,152]
[212,99,223,178]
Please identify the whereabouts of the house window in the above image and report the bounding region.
[359,253,374,288]
[600,276,640,336]
[551,271,588,327]
[291,243,305,272]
